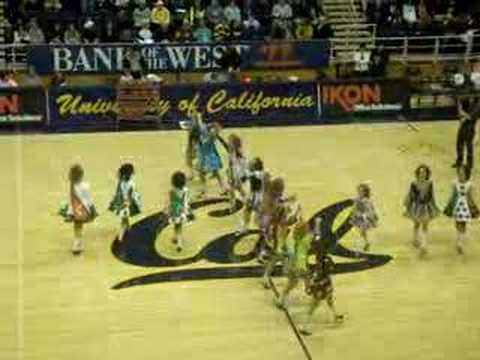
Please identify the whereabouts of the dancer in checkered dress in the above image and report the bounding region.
[404,164,440,257]
[349,183,379,253]
[444,165,480,254]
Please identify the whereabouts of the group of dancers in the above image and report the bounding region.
[58,110,479,335]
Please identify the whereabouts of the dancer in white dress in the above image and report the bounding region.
[444,165,480,254]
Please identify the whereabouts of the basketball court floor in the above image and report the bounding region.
[1,121,479,360]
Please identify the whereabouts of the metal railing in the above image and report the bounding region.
[1,33,480,71]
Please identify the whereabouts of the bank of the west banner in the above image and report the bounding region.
[27,41,330,74]
[48,82,319,131]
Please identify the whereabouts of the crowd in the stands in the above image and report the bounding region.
[366,0,480,38]
[5,0,334,44]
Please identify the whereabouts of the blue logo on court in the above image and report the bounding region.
[111,198,392,290]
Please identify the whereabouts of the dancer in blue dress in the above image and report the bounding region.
[196,115,227,197]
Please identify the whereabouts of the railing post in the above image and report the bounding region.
[465,34,473,63]
[402,37,408,64]
[433,37,440,64]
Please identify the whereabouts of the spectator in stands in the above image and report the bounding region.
[174,19,193,42]
[133,1,152,29]
[13,23,31,44]
[370,46,389,77]
[206,0,224,27]
[214,19,231,41]
[193,18,213,42]
[242,10,263,40]
[313,15,333,39]
[48,23,64,43]
[124,48,147,79]
[402,1,418,31]
[218,46,241,71]
[295,18,314,40]
[24,0,44,13]
[0,72,10,88]
[27,19,45,44]
[82,18,100,43]
[250,0,272,29]
[64,23,82,44]
[224,0,242,26]
[6,71,18,87]
[272,0,292,33]
[151,0,171,40]
[44,0,62,12]
[353,43,371,77]
[137,24,155,43]
[120,69,135,83]
[50,72,67,87]
[470,62,480,91]
[24,66,43,87]
[291,0,310,20]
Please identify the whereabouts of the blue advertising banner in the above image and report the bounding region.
[48,86,117,131]
[28,41,330,74]
[48,82,319,131]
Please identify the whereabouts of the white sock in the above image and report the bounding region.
[419,229,427,250]
[457,232,465,250]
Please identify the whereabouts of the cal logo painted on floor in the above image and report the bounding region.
[111,198,392,290]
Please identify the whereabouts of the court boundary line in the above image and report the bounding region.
[269,278,313,360]
[15,133,24,360]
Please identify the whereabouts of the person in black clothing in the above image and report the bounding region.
[452,96,479,179]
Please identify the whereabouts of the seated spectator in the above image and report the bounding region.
[64,24,82,44]
[250,0,272,29]
[24,0,44,13]
[353,44,371,77]
[82,18,100,43]
[214,19,231,42]
[48,23,64,43]
[44,0,62,12]
[402,1,417,30]
[120,69,135,83]
[13,23,31,44]
[151,0,171,40]
[50,34,63,44]
[0,72,10,87]
[370,46,389,77]
[206,0,224,27]
[291,0,310,20]
[272,0,292,25]
[193,18,213,43]
[218,47,241,71]
[137,24,154,43]
[470,62,480,90]
[133,1,152,29]
[242,10,263,40]
[174,19,193,42]
[115,0,131,8]
[313,16,333,39]
[23,66,42,87]
[50,72,67,87]
[6,71,18,87]
[224,0,242,26]
[27,19,45,44]
[295,18,313,40]
[102,18,120,42]
[96,0,117,13]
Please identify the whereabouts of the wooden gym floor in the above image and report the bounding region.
[0,121,479,360]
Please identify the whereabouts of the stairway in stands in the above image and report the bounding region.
[323,0,376,63]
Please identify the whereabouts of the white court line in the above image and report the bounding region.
[15,133,24,360]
